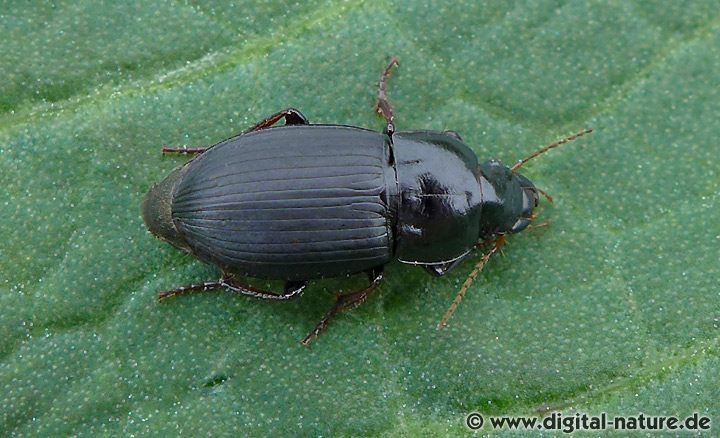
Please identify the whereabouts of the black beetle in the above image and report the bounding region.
[142,58,592,345]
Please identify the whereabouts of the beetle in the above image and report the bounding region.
[142,57,592,345]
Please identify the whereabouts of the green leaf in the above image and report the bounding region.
[2,1,718,435]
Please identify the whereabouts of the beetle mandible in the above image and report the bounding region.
[142,57,592,345]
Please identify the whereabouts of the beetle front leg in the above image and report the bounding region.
[301,267,384,346]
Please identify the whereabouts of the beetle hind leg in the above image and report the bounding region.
[160,108,309,156]
[161,146,209,155]
[301,267,384,346]
[157,275,307,301]
[221,276,307,300]
[242,108,309,134]
[157,280,225,300]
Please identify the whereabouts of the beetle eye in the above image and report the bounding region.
[528,188,539,208]
[509,217,532,234]
[518,187,538,220]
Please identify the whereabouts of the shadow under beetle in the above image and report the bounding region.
[142,57,592,345]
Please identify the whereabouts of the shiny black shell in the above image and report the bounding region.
[167,125,397,280]
[144,124,518,281]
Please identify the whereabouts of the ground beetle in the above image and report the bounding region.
[142,58,592,345]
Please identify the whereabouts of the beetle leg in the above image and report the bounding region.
[242,108,309,134]
[437,236,506,329]
[375,57,399,136]
[301,267,384,346]
[157,277,306,301]
[221,276,307,300]
[157,280,224,300]
[160,108,308,155]
[161,146,209,155]
[526,219,551,230]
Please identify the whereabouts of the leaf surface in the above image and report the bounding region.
[1,1,718,435]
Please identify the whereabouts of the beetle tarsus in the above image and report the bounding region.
[375,57,399,136]
[301,267,384,346]
[161,146,208,155]
[157,280,224,300]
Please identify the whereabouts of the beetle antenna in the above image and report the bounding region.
[438,236,505,329]
[511,128,593,172]
[533,186,554,203]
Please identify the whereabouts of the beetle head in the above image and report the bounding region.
[476,160,539,239]
[476,128,594,240]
